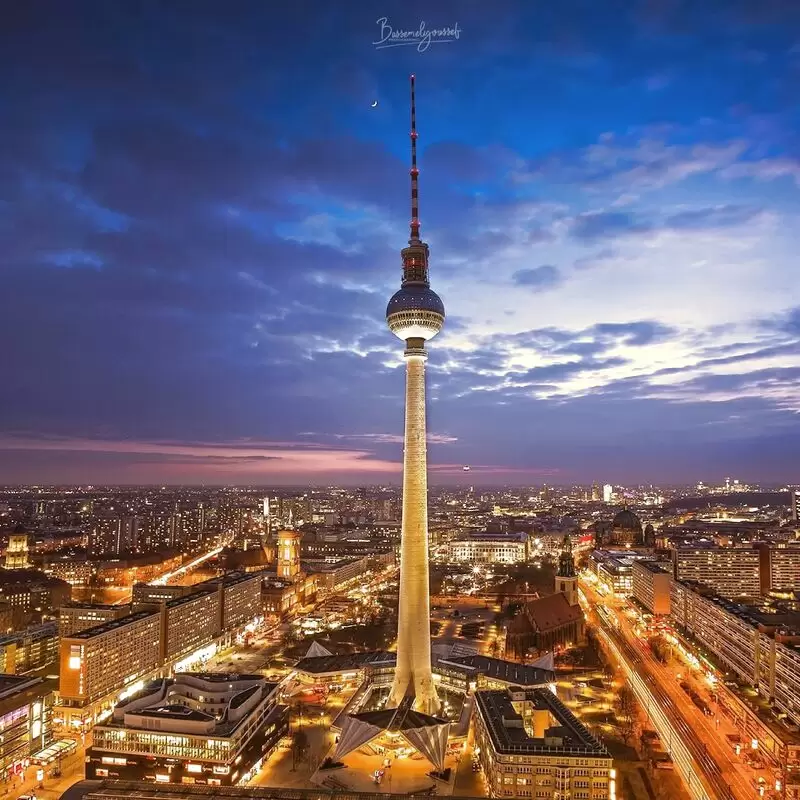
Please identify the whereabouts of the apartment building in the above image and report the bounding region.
[59,610,162,725]
[670,579,800,727]
[758,545,800,594]
[162,589,222,663]
[473,687,613,799]
[673,546,760,598]
[218,571,264,631]
[59,603,130,638]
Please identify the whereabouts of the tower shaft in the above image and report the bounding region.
[388,344,438,714]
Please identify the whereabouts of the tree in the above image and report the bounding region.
[615,685,637,745]
[292,728,310,770]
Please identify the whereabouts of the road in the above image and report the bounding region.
[2,735,87,800]
[582,577,754,800]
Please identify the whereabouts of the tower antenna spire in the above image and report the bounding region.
[409,73,420,243]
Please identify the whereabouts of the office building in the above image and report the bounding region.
[0,674,56,782]
[87,672,288,786]
[589,550,654,595]
[473,687,613,799]
[792,490,800,522]
[444,532,529,564]
[673,546,761,598]
[632,561,671,615]
[602,484,613,503]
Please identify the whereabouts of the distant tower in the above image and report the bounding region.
[602,484,613,503]
[556,534,578,607]
[5,525,30,570]
[385,75,445,716]
[591,483,600,502]
[276,530,301,580]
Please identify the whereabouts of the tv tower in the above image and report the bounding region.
[386,75,445,715]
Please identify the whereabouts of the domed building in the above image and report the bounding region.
[596,506,645,547]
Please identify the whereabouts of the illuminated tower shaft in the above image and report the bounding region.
[388,341,437,712]
[385,75,444,715]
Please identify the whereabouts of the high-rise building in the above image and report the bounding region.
[90,514,140,555]
[385,75,445,715]
[791,490,800,522]
[602,484,613,503]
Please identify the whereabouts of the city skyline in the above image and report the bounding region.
[2,1,799,485]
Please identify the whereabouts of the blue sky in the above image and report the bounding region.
[0,0,799,485]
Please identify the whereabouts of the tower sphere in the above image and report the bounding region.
[386,284,445,341]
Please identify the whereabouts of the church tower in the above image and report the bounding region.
[556,533,578,607]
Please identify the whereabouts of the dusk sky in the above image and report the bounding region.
[1,0,799,486]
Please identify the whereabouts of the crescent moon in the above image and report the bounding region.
[371,100,379,108]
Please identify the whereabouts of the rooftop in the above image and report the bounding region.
[475,687,610,757]
[65,609,159,640]
[451,532,528,543]
[633,560,671,574]
[98,674,278,738]
[438,654,555,687]
[164,588,218,610]
[294,650,395,675]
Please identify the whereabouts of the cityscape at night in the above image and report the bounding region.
[1,4,799,800]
